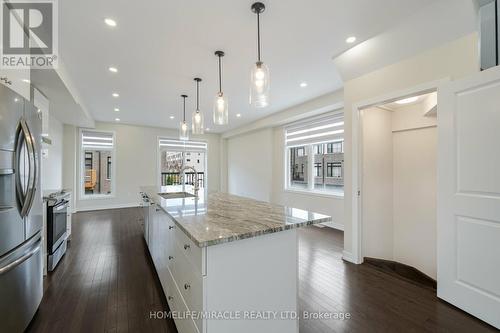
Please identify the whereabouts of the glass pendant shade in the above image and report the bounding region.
[192,78,204,135]
[192,110,204,134]
[179,94,189,140]
[179,121,189,140]
[213,92,228,125]
[250,61,270,108]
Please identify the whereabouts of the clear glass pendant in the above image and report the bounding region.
[192,110,204,134]
[213,92,228,125]
[250,61,270,108]
[179,121,189,140]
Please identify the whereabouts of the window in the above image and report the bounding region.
[158,138,207,193]
[314,162,322,177]
[289,146,308,189]
[81,130,115,197]
[285,112,344,196]
[106,156,112,180]
[327,142,343,153]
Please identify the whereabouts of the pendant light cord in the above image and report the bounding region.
[196,80,200,111]
[257,12,261,62]
[218,55,222,93]
[183,96,186,122]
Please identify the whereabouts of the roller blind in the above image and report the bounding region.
[285,112,344,147]
[82,130,114,150]
[158,138,207,152]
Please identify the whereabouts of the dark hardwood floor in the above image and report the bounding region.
[298,226,497,333]
[27,208,497,333]
[27,208,177,333]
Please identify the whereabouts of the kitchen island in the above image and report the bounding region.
[140,186,331,333]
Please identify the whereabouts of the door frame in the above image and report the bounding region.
[349,78,449,264]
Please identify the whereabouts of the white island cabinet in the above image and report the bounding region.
[142,187,331,333]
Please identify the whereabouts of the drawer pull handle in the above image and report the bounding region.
[169,225,175,230]
[184,283,191,290]
[184,244,190,250]
[168,296,173,301]
[169,256,174,260]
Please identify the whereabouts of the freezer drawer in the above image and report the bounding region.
[0,232,43,332]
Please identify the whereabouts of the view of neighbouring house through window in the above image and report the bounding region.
[81,130,115,196]
[286,112,344,196]
[158,139,207,192]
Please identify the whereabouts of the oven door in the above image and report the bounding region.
[48,200,68,254]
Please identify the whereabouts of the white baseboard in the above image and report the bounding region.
[75,202,140,212]
[321,221,344,231]
[342,250,363,264]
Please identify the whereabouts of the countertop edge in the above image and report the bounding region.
[140,187,333,248]
[159,203,331,248]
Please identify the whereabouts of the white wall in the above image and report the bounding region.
[393,107,437,278]
[271,127,345,229]
[361,102,438,278]
[41,114,64,190]
[361,107,394,259]
[227,128,273,202]
[225,124,345,228]
[223,91,345,228]
[62,122,221,211]
[343,33,480,261]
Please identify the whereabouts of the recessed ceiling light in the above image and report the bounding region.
[236,113,241,118]
[112,93,119,98]
[346,36,356,44]
[108,67,118,73]
[14,98,19,102]
[205,128,210,131]
[169,116,175,119]
[395,96,419,105]
[115,118,120,122]
[104,18,117,27]
[114,108,120,112]
[300,82,308,88]
[22,79,30,83]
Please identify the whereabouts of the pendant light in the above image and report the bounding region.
[250,2,269,108]
[192,78,204,134]
[213,51,228,125]
[179,94,189,140]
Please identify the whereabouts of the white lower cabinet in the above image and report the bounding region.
[146,204,299,333]
[148,206,204,333]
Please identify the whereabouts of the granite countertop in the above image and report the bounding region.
[141,186,332,248]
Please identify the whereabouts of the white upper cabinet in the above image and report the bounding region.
[0,68,31,100]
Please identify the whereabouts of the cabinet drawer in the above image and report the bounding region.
[173,226,204,275]
[171,243,204,331]
[165,268,200,333]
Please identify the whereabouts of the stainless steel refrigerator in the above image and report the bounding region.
[0,84,43,332]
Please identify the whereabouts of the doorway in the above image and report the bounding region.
[359,91,437,280]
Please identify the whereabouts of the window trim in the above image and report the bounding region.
[283,116,345,198]
[156,136,209,191]
[79,128,116,200]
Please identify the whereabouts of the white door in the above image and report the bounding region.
[438,66,500,329]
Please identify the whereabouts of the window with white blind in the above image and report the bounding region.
[158,138,207,191]
[80,130,115,197]
[285,112,344,196]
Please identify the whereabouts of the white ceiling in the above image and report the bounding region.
[59,0,439,132]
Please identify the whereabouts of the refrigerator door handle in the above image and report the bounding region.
[0,235,41,276]
[15,122,26,213]
[22,120,37,217]
[15,118,36,218]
